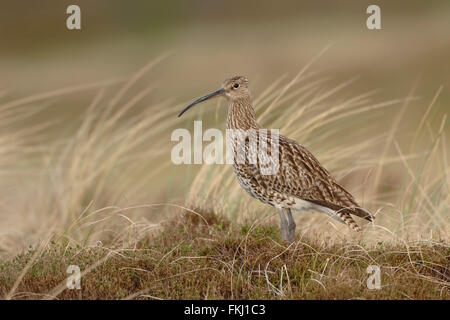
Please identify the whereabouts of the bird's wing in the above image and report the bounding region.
[258,135,373,222]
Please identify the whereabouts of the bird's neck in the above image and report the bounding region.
[226,96,260,130]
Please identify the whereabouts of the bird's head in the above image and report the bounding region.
[221,75,250,99]
[178,75,249,118]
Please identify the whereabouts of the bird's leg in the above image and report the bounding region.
[286,208,296,244]
[277,208,288,242]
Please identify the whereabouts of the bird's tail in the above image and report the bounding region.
[310,199,374,224]
[315,203,363,232]
[354,207,374,222]
[334,210,362,232]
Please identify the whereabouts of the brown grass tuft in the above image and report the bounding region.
[1,211,448,300]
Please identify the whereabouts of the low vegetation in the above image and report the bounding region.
[1,211,448,300]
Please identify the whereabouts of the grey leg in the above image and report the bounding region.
[286,208,296,243]
[277,208,288,242]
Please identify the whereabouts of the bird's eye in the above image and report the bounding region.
[233,83,239,89]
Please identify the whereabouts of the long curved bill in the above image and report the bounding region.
[178,88,225,118]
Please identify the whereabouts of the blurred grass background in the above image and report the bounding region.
[0,0,448,258]
[2,0,449,106]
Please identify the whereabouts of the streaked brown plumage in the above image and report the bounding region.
[178,75,373,243]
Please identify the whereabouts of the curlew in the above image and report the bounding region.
[178,76,373,243]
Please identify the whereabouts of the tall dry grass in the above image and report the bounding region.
[0,57,448,265]
[0,58,174,258]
